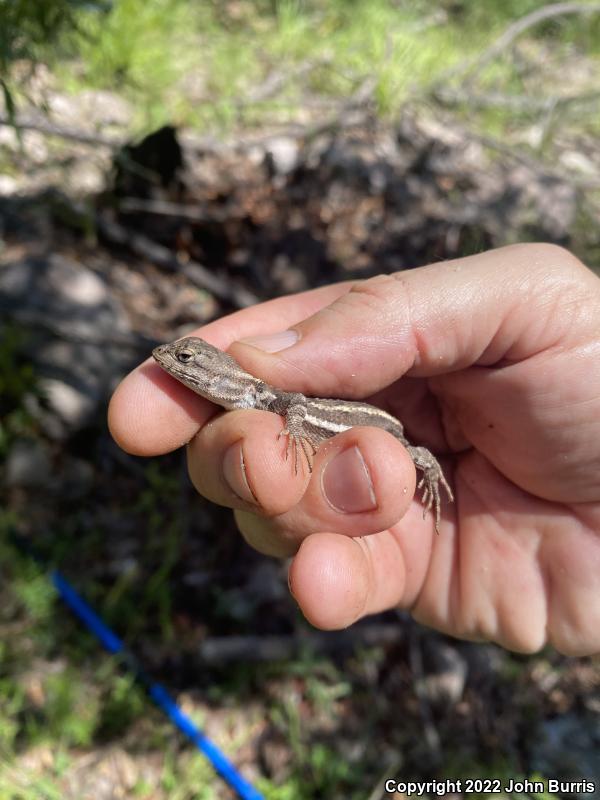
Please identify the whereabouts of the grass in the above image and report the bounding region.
[0,530,214,797]
[12,0,591,137]
[0,493,595,797]
[0,325,40,461]
[2,511,559,799]
[0,530,368,798]
[2,3,600,797]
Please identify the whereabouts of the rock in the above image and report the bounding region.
[531,712,600,789]
[265,136,299,176]
[420,639,468,706]
[48,89,132,129]
[0,175,19,196]
[0,254,135,438]
[53,456,96,500]
[5,438,52,489]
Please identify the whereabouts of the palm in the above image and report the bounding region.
[382,359,600,655]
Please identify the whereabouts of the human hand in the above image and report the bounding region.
[109,244,600,656]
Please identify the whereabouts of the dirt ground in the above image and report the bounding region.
[1,84,600,797]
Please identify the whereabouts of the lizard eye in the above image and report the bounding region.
[176,350,194,364]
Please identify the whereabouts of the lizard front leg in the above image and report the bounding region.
[276,394,319,474]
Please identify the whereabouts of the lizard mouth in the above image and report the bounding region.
[152,345,171,366]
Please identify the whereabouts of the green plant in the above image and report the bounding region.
[43,667,101,746]
[0,0,105,117]
[0,325,40,457]
[95,666,146,739]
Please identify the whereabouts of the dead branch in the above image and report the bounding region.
[117,197,228,223]
[198,623,404,664]
[95,213,260,309]
[182,76,376,155]
[0,113,121,147]
[434,87,600,113]
[240,56,333,106]
[440,1,600,85]
[454,124,600,189]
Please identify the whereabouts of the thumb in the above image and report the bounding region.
[229,244,587,399]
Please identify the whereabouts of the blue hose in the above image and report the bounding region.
[50,570,264,800]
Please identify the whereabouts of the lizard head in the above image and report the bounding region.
[152,337,240,394]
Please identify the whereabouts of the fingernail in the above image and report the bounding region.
[238,329,299,353]
[222,441,258,504]
[321,446,378,514]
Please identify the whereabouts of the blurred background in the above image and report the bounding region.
[1,1,599,797]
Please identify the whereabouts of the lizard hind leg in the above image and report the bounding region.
[409,446,454,533]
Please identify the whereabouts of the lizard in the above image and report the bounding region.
[152,336,454,530]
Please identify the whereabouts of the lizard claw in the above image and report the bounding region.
[278,428,293,466]
[278,429,316,475]
[409,446,453,532]
[417,468,453,533]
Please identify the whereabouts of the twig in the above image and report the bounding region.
[240,57,332,106]
[427,113,600,189]
[434,87,600,114]
[439,2,600,85]
[0,113,121,147]
[468,2,600,78]
[118,197,229,223]
[198,623,404,665]
[301,76,377,143]
[185,77,377,155]
[465,127,600,189]
[0,110,239,158]
[366,758,404,800]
